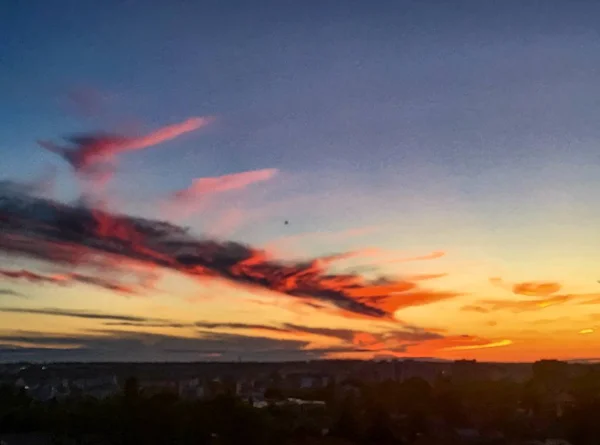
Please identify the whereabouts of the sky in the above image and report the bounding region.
[1,0,600,363]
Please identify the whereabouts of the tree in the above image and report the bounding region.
[124,376,140,400]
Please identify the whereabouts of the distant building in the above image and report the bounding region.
[70,375,119,399]
[140,379,178,396]
[179,378,205,400]
[28,384,56,402]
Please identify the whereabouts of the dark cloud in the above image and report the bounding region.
[194,321,358,342]
[0,170,55,199]
[0,345,84,357]
[0,190,458,319]
[0,307,442,355]
[195,321,290,333]
[0,307,161,323]
[0,269,136,295]
[282,323,358,342]
[0,330,363,363]
[280,323,442,344]
[194,320,443,349]
[103,321,191,328]
[0,289,25,298]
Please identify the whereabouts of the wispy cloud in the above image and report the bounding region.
[0,289,25,298]
[0,312,496,361]
[166,169,278,220]
[0,269,136,295]
[408,273,448,281]
[195,321,290,333]
[459,276,600,313]
[173,169,277,201]
[0,306,196,328]
[467,295,571,313]
[489,277,562,297]
[194,320,444,353]
[390,251,446,263]
[0,307,160,323]
[441,338,513,351]
[577,294,600,305]
[407,335,513,354]
[38,117,212,185]
[464,290,600,313]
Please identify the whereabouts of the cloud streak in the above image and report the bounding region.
[0,308,501,361]
[194,320,444,353]
[0,269,137,295]
[38,117,212,184]
[462,295,571,313]
[0,330,368,362]
[0,307,447,358]
[173,169,278,201]
[168,168,278,218]
[0,289,25,298]
[0,307,158,323]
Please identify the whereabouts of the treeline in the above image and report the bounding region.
[0,382,281,445]
[1,360,600,444]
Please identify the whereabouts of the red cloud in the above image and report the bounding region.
[38,117,212,184]
[165,169,278,220]
[489,277,562,297]
[118,118,213,153]
[0,269,136,295]
[173,168,277,201]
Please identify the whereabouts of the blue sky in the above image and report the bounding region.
[2,0,600,361]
